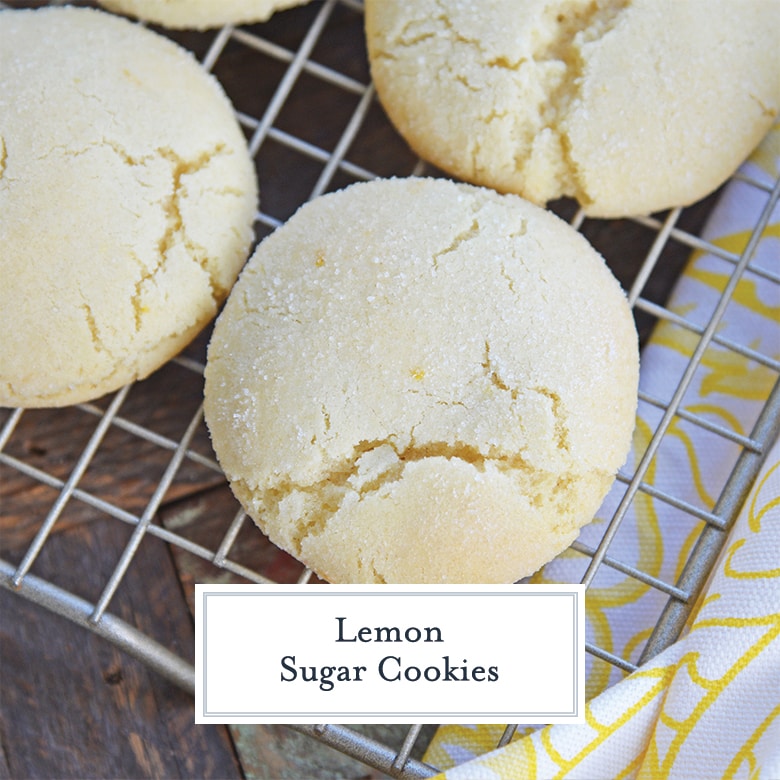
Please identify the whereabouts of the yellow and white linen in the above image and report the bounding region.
[424,122,780,779]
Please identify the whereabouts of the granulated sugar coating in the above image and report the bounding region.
[0,7,258,408]
[204,177,639,583]
[365,0,780,218]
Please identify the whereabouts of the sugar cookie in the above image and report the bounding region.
[365,0,780,217]
[0,7,258,407]
[204,177,639,583]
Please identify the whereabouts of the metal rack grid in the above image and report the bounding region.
[1,1,779,777]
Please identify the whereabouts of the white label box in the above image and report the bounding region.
[195,584,585,725]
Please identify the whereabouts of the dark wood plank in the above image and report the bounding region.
[0,518,242,780]
[159,484,316,601]
[0,354,224,554]
[231,724,409,780]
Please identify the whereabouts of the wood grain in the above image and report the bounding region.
[0,519,241,780]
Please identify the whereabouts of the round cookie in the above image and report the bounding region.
[365,0,780,218]
[0,7,258,408]
[97,0,312,30]
[204,177,639,584]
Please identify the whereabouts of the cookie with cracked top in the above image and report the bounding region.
[0,7,258,408]
[365,0,780,218]
[203,177,639,584]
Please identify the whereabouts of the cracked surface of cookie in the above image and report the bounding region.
[365,0,780,218]
[0,7,258,407]
[96,0,312,30]
[204,177,639,583]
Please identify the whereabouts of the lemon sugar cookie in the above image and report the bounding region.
[365,0,780,218]
[0,7,258,408]
[204,177,639,584]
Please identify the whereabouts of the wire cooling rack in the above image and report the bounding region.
[1,1,779,777]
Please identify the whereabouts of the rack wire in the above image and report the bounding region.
[1,1,779,777]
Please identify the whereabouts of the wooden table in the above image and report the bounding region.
[0,1,720,777]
